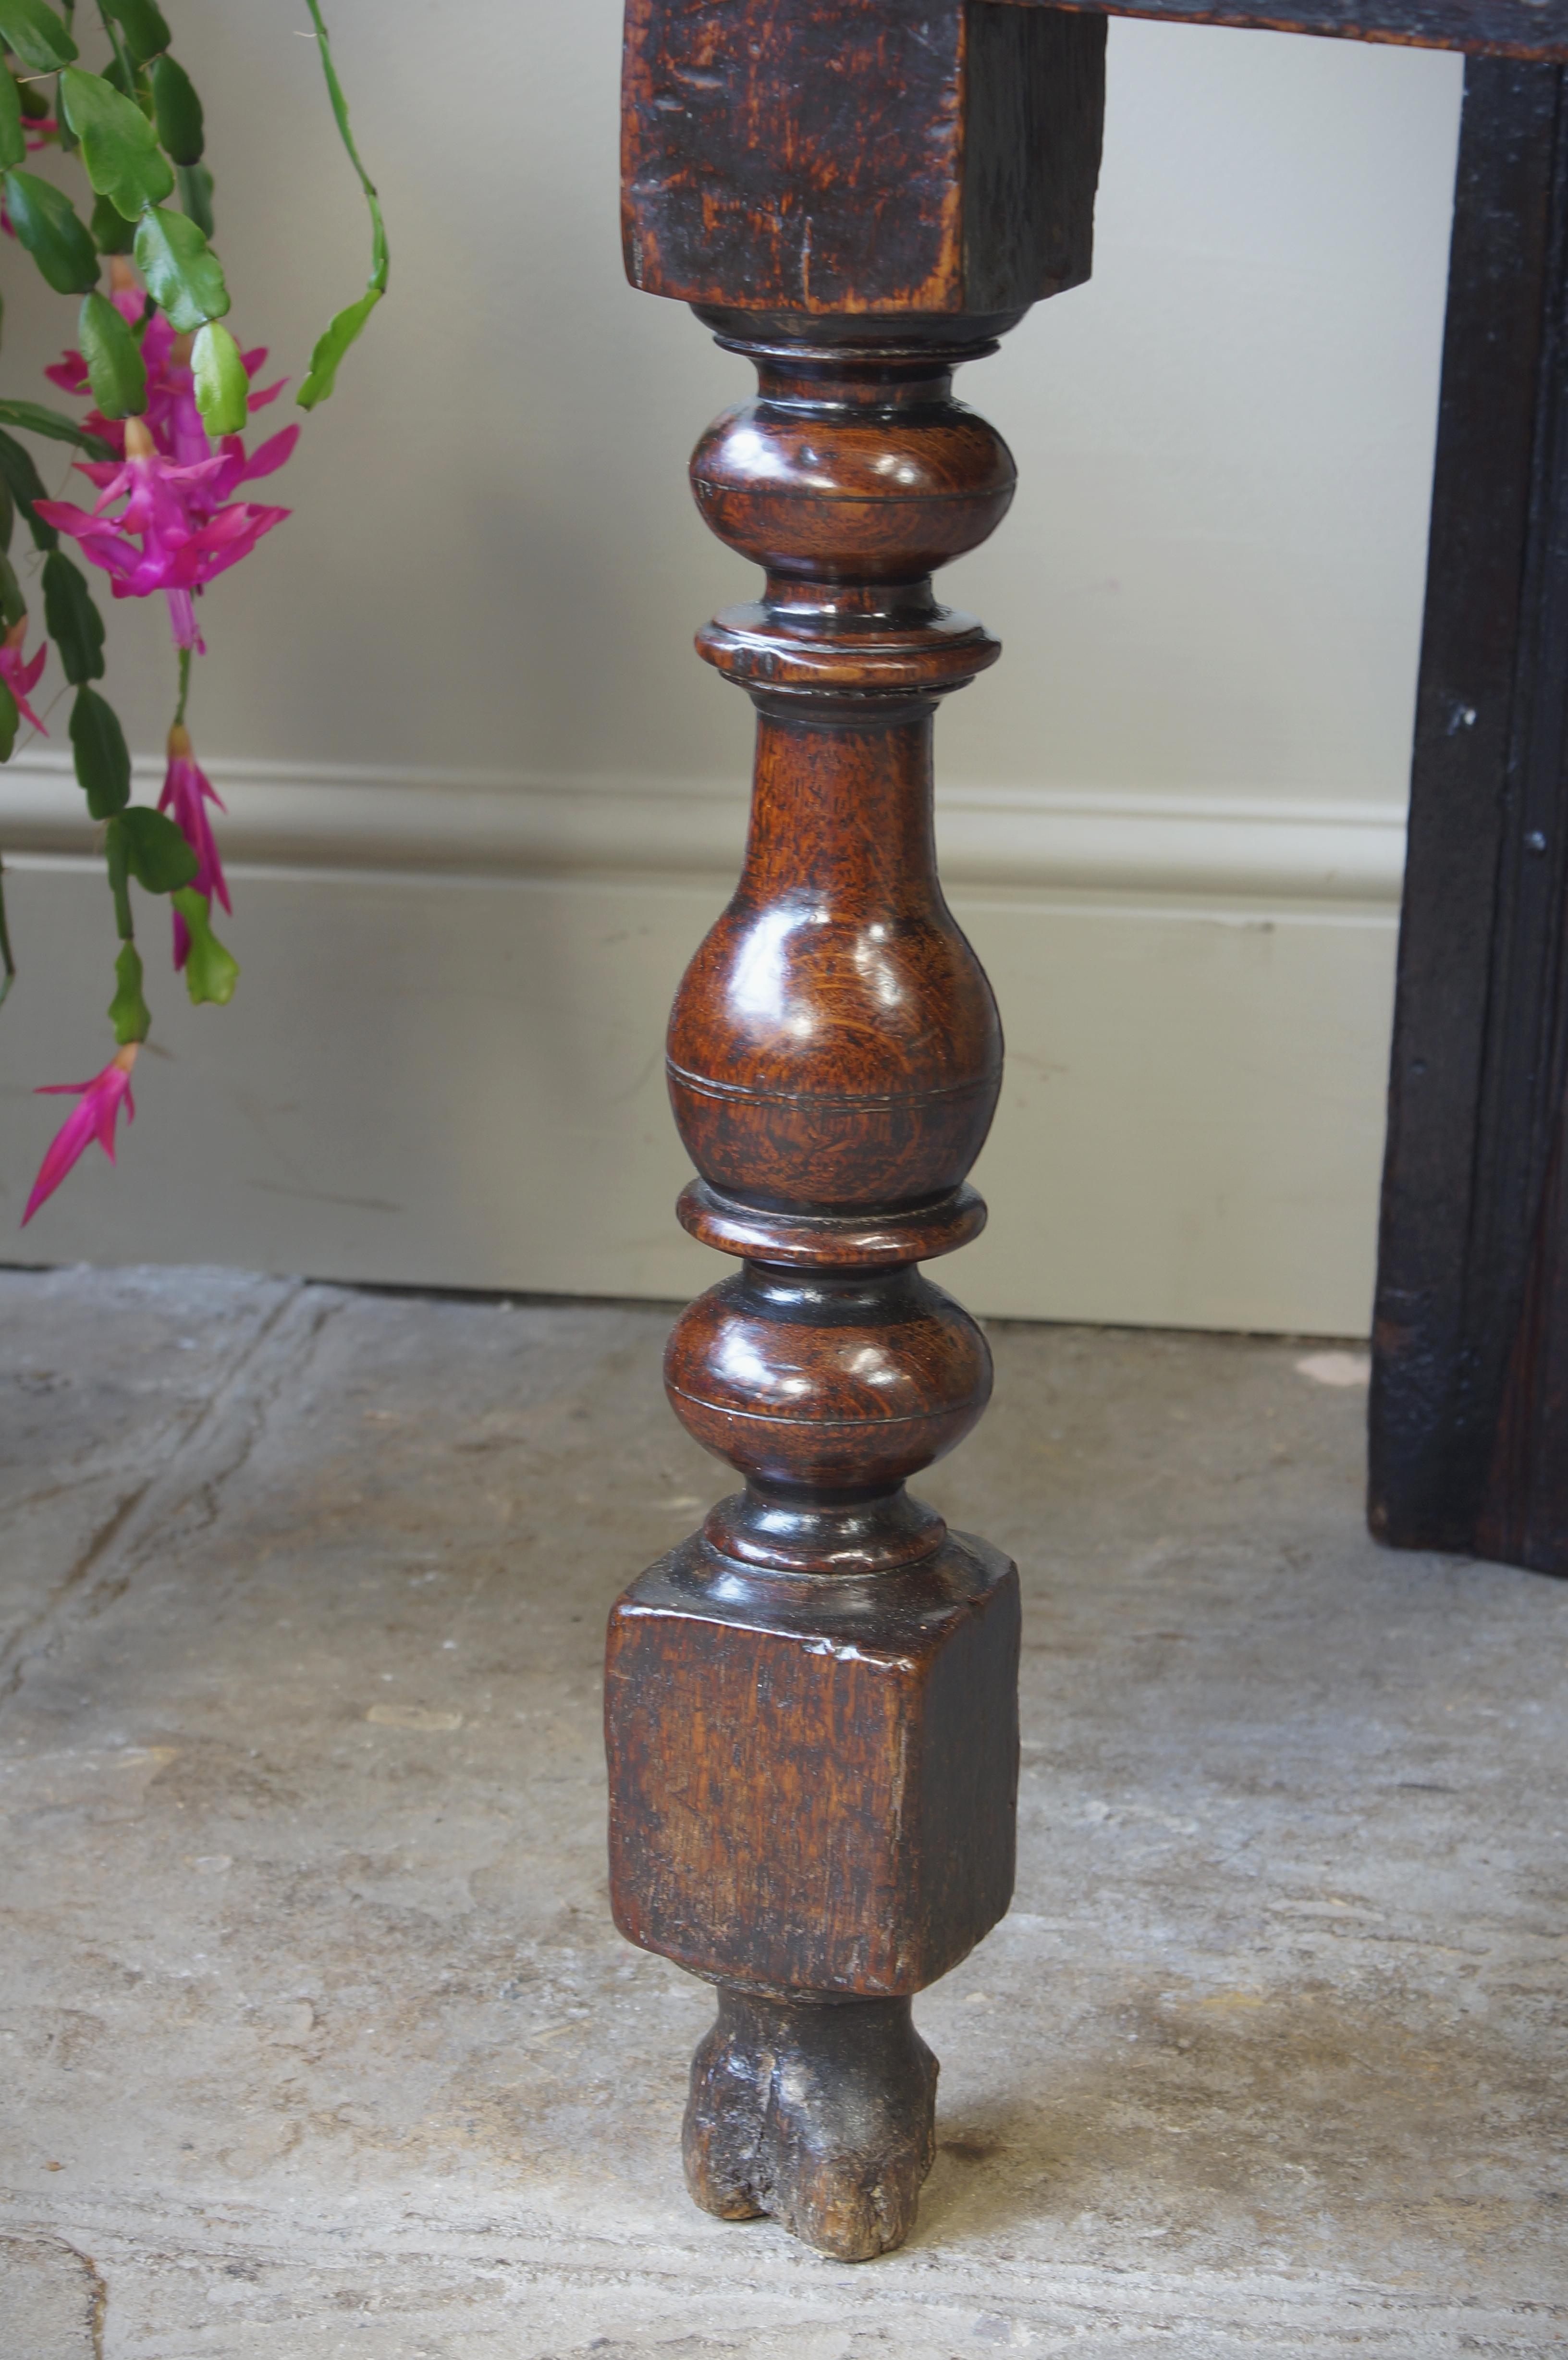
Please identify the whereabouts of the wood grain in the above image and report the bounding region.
[622,0,1104,314]
[607,1537,1020,1995]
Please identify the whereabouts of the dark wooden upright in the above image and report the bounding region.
[1009,0,1568,1583]
[1370,58,1568,1575]
[603,0,1106,2260]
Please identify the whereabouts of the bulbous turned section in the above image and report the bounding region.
[667,330,1010,1213]
[667,708,1003,1209]
[667,1266,992,1479]
[691,350,1015,587]
[691,337,1014,701]
[685,1989,938,2263]
[665,1262,992,1573]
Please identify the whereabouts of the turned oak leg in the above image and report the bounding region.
[605,320,1023,2258]
[1371,59,1568,1574]
[604,0,1105,2260]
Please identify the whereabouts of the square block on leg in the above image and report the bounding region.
[605,1533,1019,1995]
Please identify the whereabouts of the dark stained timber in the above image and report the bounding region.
[993,0,1568,62]
[1371,58,1568,1575]
[622,0,1105,314]
[606,0,1106,2262]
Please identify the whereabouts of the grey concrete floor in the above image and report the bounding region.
[1,1267,1565,2359]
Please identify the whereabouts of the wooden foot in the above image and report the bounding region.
[684,1991,938,2262]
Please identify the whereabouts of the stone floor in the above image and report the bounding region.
[1,1266,1564,2359]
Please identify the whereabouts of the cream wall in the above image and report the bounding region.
[0,6,1464,1332]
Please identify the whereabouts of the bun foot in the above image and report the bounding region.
[683,1987,938,2261]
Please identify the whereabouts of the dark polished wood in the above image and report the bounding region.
[605,0,1105,2261]
[1371,58,1568,1575]
[603,318,1030,2260]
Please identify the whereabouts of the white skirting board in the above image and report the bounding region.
[0,759,1403,1336]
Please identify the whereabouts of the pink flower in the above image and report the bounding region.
[41,270,297,614]
[159,725,230,967]
[0,620,47,733]
[36,416,290,651]
[48,270,290,474]
[22,1044,137,1226]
